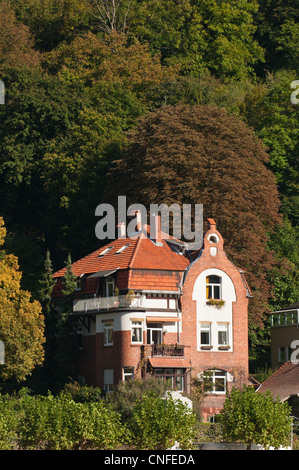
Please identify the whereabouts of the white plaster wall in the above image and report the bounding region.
[192,268,236,351]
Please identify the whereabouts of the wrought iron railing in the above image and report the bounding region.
[151,344,184,357]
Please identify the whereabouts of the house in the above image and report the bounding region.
[53,216,251,420]
[257,361,299,419]
[270,303,299,369]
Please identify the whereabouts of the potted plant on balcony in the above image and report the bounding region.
[113,287,120,307]
[206,299,225,309]
[126,289,135,306]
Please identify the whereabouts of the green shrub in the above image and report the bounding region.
[0,395,19,450]
[17,392,125,450]
[62,382,102,403]
[127,392,197,450]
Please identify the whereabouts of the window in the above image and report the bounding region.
[218,323,229,346]
[123,367,134,381]
[200,323,211,346]
[98,246,114,257]
[208,234,219,244]
[278,346,293,363]
[104,369,114,393]
[147,323,163,345]
[155,368,185,392]
[203,369,227,394]
[105,277,114,297]
[103,321,113,346]
[206,275,221,300]
[115,244,131,254]
[131,321,143,343]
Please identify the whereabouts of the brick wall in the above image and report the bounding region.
[181,223,249,417]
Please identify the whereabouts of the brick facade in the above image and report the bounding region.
[180,221,249,417]
[54,218,250,420]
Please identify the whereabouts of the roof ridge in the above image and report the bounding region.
[128,236,142,269]
[260,361,292,388]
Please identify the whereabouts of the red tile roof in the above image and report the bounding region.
[149,357,191,368]
[257,361,299,402]
[53,225,190,294]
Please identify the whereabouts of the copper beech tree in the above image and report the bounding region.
[0,218,45,383]
[108,104,282,329]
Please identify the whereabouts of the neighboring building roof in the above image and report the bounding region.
[257,361,299,402]
[271,302,299,313]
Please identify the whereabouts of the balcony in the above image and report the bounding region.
[142,344,185,357]
[73,294,146,313]
[152,344,184,356]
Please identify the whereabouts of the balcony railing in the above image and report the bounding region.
[271,310,299,327]
[73,294,146,313]
[151,344,185,357]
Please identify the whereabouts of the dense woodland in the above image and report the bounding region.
[0,0,298,389]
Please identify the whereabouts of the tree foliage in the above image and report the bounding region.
[108,103,282,327]
[220,385,292,450]
[0,0,40,70]
[0,0,296,380]
[0,218,45,383]
[126,392,197,450]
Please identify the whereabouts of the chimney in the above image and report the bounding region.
[128,209,142,232]
[117,222,126,239]
[207,218,216,230]
[151,213,161,243]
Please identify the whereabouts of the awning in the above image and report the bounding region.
[88,268,119,279]
[146,316,180,322]
[149,357,191,368]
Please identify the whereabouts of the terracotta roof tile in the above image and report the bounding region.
[149,357,191,368]
[53,225,190,293]
[258,361,299,401]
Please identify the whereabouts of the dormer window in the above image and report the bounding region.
[206,275,221,300]
[115,244,130,254]
[98,246,114,257]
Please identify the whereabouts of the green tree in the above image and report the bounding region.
[38,249,56,315]
[242,71,299,228]
[220,385,292,450]
[108,103,282,329]
[125,0,264,80]
[0,218,45,384]
[0,0,40,71]
[62,253,77,297]
[253,0,299,74]
[128,392,196,450]
[9,0,93,52]
[106,377,170,421]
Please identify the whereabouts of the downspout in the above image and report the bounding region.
[176,270,186,344]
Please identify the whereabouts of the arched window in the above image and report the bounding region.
[206,275,221,300]
[202,369,227,394]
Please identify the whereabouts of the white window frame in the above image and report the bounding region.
[105,277,115,297]
[123,366,134,381]
[203,369,227,394]
[147,323,163,345]
[206,275,222,300]
[199,322,211,346]
[218,323,229,347]
[131,321,143,344]
[103,320,113,346]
